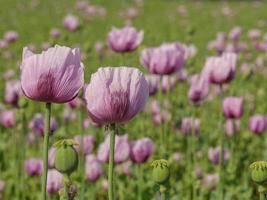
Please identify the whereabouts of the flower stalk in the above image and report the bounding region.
[41,102,51,200]
[17,100,27,200]
[108,123,117,200]
[160,184,169,200]
[259,186,267,200]
[218,84,225,200]
[79,105,85,200]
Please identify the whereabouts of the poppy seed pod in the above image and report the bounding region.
[250,161,267,184]
[151,159,170,184]
[54,139,79,175]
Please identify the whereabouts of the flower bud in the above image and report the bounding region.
[250,161,267,184]
[54,139,79,175]
[151,159,170,184]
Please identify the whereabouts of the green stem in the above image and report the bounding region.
[65,179,70,200]
[17,108,27,200]
[64,120,69,136]
[13,124,19,200]
[90,183,95,200]
[161,119,165,157]
[192,106,198,200]
[258,186,267,200]
[218,85,225,200]
[41,102,51,200]
[187,133,192,200]
[159,185,168,200]
[108,123,117,200]
[161,192,166,200]
[79,107,85,200]
[158,83,165,158]
[229,121,238,176]
[137,165,143,200]
[260,193,263,200]
[68,175,73,200]
[121,53,125,65]
[259,193,266,200]
[118,182,124,200]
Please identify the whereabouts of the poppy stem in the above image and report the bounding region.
[79,107,85,200]
[218,85,225,200]
[161,191,166,200]
[159,184,168,200]
[258,186,267,200]
[17,107,27,199]
[121,53,125,65]
[259,193,267,200]
[41,102,51,200]
[187,133,192,200]
[109,123,117,200]
[191,105,198,200]
[137,165,143,200]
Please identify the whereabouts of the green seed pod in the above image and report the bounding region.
[151,159,170,184]
[250,161,267,184]
[54,139,79,175]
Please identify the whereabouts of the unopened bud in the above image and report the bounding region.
[54,139,79,175]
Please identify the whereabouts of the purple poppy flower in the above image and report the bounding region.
[46,169,63,194]
[108,26,143,53]
[97,134,130,164]
[85,155,103,182]
[84,67,148,125]
[141,42,185,75]
[24,158,43,177]
[130,138,154,163]
[20,45,84,103]
[223,97,243,119]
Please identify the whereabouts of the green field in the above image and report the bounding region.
[0,0,267,200]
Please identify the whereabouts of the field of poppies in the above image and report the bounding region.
[1,0,267,200]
